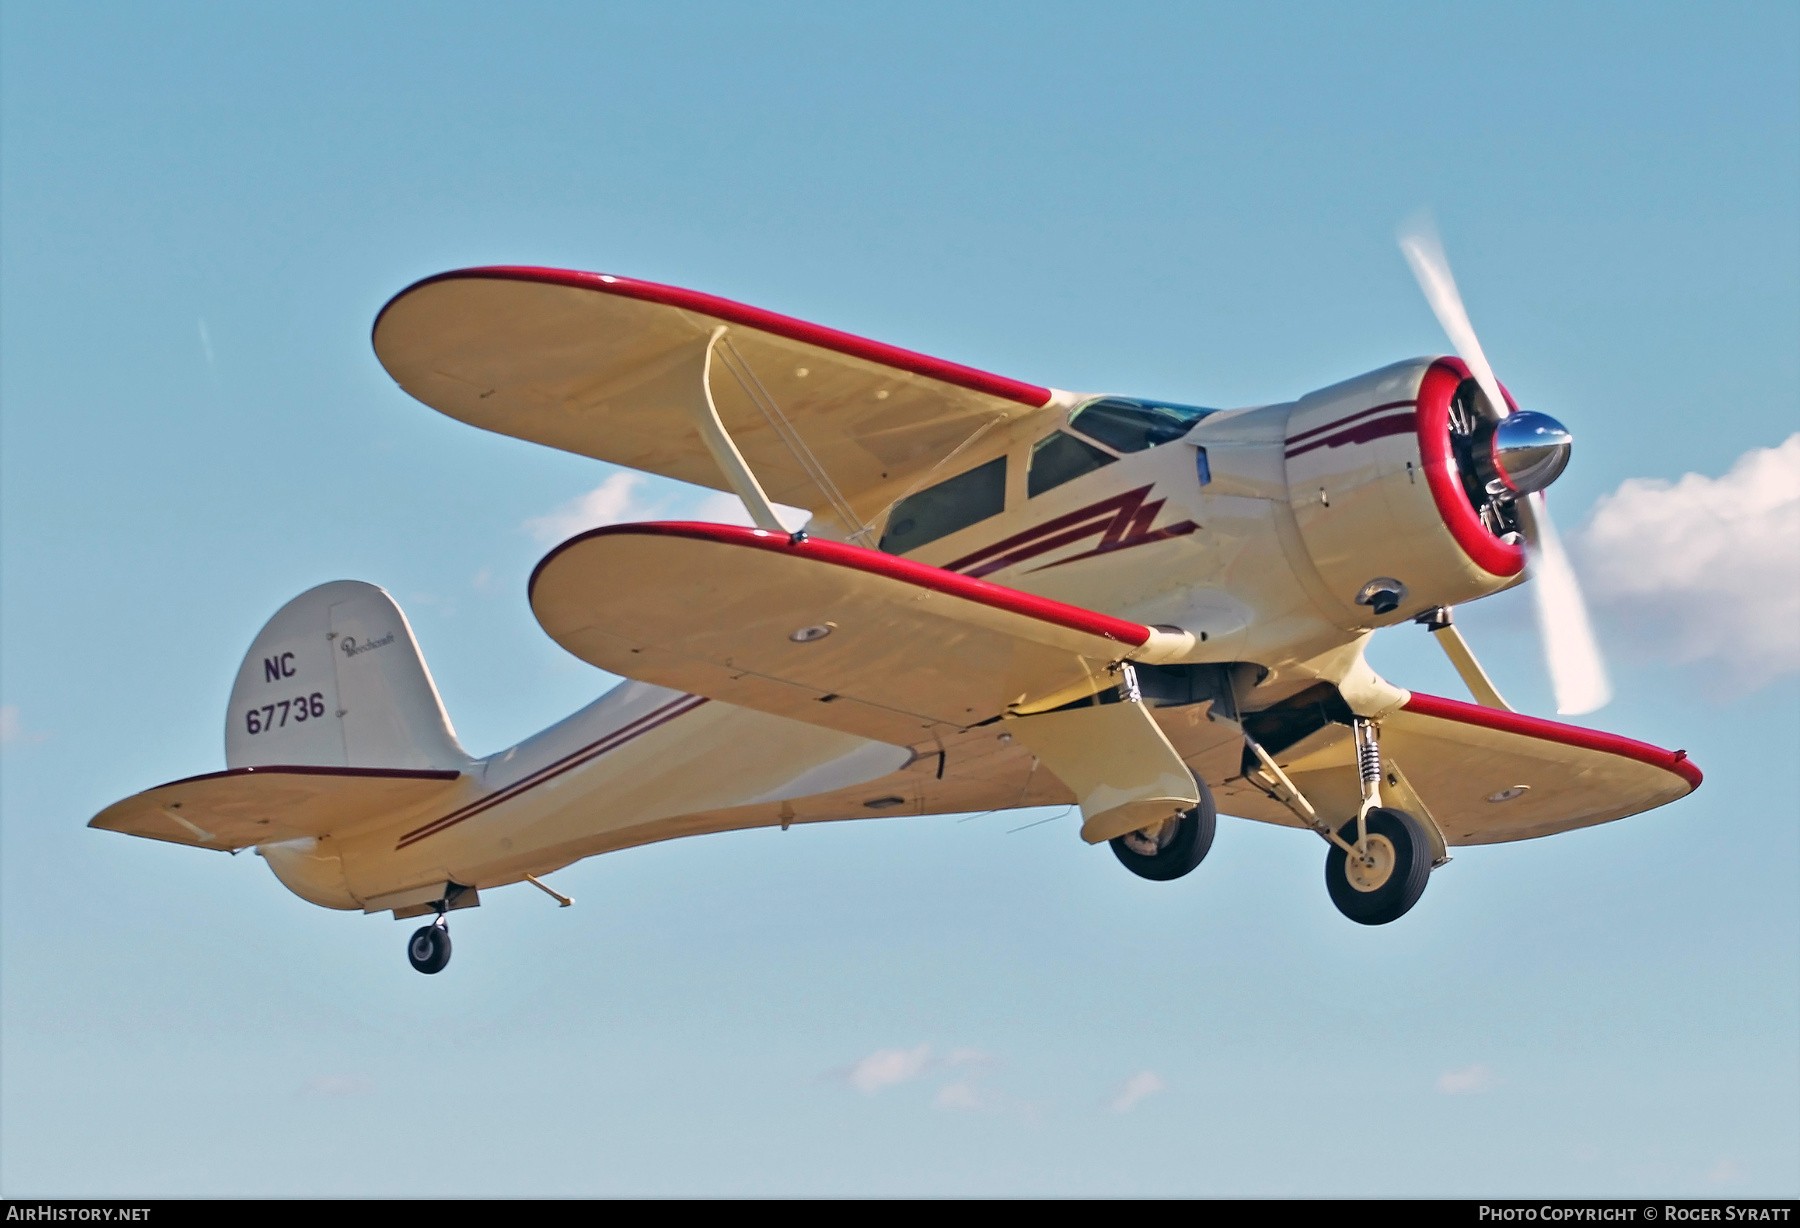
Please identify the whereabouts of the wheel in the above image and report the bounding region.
[407,924,452,974]
[1109,776,1217,882]
[1324,808,1432,925]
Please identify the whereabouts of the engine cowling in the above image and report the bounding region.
[1282,356,1562,625]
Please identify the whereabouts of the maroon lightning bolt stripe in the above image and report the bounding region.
[945,485,1199,579]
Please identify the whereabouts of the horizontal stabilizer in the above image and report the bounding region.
[89,766,464,851]
[529,522,1193,747]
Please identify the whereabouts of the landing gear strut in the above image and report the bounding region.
[407,911,452,974]
[1243,716,1435,926]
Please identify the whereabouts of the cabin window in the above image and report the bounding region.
[878,456,1007,555]
[1028,430,1116,498]
[1067,397,1217,453]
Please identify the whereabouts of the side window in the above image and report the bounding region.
[878,457,1007,555]
[1028,430,1116,498]
[1067,397,1216,453]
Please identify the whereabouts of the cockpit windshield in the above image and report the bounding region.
[1066,397,1218,453]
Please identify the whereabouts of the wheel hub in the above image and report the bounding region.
[1344,833,1397,892]
[1122,816,1179,856]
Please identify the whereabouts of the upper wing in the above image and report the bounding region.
[89,766,465,850]
[372,267,1060,535]
[528,521,1192,747]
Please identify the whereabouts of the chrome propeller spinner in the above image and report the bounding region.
[1477,409,1573,499]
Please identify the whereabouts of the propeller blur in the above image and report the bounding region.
[1399,213,1612,715]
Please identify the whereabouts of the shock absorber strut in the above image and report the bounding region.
[1352,718,1383,850]
[1356,724,1381,790]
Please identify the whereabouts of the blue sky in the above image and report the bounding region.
[3,1,1796,1197]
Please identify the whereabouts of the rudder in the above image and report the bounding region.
[226,580,471,771]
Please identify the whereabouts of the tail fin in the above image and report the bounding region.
[225,580,472,771]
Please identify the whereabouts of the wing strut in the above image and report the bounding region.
[1243,732,1358,855]
[715,335,873,544]
[693,327,788,534]
[1415,607,1513,711]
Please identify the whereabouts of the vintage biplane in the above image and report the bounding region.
[91,233,1701,973]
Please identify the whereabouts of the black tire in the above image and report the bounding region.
[1109,777,1217,882]
[407,924,452,974]
[1324,808,1431,925]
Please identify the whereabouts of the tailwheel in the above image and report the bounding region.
[1110,777,1217,882]
[407,919,452,974]
[1325,808,1432,925]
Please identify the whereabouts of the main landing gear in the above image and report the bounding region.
[1243,716,1437,926]
[407,913,452,974]
[1111,775,1217,881]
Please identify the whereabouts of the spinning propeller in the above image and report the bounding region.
[1398,218,1612,716]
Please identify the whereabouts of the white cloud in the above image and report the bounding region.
[933,1080,987,1111]
[1108,1070,1165,1113]
[1706,1157,1744,1184]
[1577,435,1800,694]
[832,1044,1005,1105]
[844,1044,933,1095]
[524,474,812,544]
[524,472,656,543]
[1436,1063,1498,1094]
[0,705,46,746]
[929,1051,1004,1111]
[693,491,811,533]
